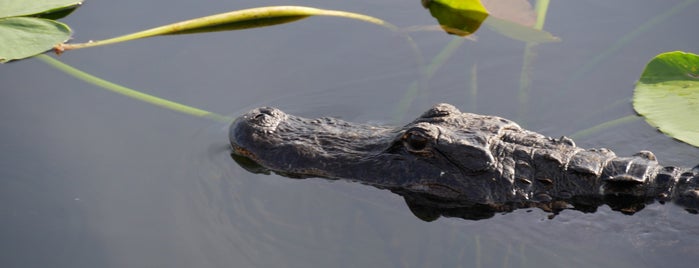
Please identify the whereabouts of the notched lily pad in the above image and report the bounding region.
[0,17,72,63]
[633,51,699,147]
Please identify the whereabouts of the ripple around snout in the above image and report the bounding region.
[180,120,429,267]
[177,121,303,267]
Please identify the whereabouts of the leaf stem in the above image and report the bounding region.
[36,54,231,123]
[55,6,396,52]
[569,115,640,140]
[517,0,551,123]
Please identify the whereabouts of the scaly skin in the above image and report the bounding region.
[229,103,699,220]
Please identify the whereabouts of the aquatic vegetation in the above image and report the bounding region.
[0,0,396,61]
[54,6,397,52]
[633,51,699,147]
[0,0,80,62]
[1,0,695,149]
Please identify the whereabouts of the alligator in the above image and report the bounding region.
[229,103,699,221]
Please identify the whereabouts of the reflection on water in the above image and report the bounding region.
[233,148,699,222]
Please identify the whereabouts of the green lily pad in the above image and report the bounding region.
[0,0,82,19]
[422,0,489,36]
[0,17,71,63]
[633,51,699,147]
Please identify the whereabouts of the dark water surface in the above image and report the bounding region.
[2,0,699,267]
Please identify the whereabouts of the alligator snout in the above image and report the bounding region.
[229,106,288,158]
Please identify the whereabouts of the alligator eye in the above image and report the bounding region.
[403,132,429,152]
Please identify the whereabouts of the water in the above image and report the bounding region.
[1,0,699,267]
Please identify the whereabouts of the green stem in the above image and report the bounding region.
[517,0,550,122]
[558,0,698,97]
[56,6,396,52]
[533,0,550,29]
[468,63,478,111]
[36,54,231,123]
[569,115,639,140]
[393,37,466,121]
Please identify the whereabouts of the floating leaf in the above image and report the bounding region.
[422,0,489,36]
[0,0,82,19]
[633,51,699,147]
[0,17,71,63]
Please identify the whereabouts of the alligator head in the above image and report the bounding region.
[231,103,578,205]
[229,103,699,220]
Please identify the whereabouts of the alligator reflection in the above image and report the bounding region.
[232,153,697,221]
[228,104,699,221]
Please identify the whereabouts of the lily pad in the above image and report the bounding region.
[0,17,71,63]
[633,51,699,147]
[0,0,82,19]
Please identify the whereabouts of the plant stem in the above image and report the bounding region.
[55,6,396,52]
[569,115,640,140]
[36,54,231,122]
[517,0,550,123]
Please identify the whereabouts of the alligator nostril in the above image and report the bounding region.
[420,103,460,118]
[251,107,279,122]
[247,107,285,128]
[258,107,276,116]
[251,113,275,126]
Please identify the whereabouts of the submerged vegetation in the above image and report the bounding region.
[0,0,697,147]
